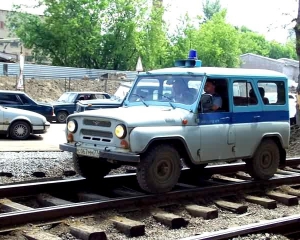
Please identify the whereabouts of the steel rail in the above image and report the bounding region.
[180,214,300,240]
[0,157,299,199]
[0,157,298,230]
[1,174,300,229]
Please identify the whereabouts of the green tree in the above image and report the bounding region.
[7,0,169,71]
[194,10,241,67]
[238,30,270,56]
[8,0,109,67]
[98,0,149,70]
[202,0,222,22]
[137,0,170,70]
[269,40,297,59]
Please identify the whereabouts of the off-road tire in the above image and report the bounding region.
[56,111,68,123]
[137,144,182,193]
[246,139,280,180]
[9,121,31,140]
[73,154,112,180]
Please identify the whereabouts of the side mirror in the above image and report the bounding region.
[200,94,213,112]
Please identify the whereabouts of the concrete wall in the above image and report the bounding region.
[240,53,299,81]
[0,9,32,60]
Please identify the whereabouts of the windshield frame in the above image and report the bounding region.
[123,74,205,111]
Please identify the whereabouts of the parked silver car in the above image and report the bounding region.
[0,105,50,140]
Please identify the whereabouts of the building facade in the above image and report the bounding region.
[240,53,299,82]
[0,9,33,62]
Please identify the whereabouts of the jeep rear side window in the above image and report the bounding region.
[258,81,286,105]
[233,81,258,106]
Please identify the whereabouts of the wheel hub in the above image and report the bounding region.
[14,125,27,137]
[58,113,66,121]
[155,159,173,182]
[260,151,272,169]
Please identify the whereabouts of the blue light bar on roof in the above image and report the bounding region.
[188,49,198,59]
[174,49,202,68]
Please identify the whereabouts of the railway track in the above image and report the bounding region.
[1,158,300,239]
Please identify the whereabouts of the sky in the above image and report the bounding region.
[1,0,298,44]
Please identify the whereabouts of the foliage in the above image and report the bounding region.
[194,10,241,67]
[202,0,222,22]
[6,0,298,70]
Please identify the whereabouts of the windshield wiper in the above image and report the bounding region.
[130,94,149,107]
[157,93,175,109]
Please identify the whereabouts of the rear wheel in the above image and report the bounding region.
[73,154,112,180]
[246,139,280,180]
[56,111,68,123]
[137,144,182,193]
[9,121,31,140]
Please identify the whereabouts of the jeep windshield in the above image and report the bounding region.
[126,75,203,108]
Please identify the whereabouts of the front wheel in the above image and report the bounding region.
[73,154,112,180]
[56,111,68,123]
[9,121,31,140]
[245,139,280,180]
[137,144,182,193]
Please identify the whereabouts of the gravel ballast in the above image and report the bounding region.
[0,126,299,239]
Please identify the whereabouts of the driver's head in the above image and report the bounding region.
[204,81,216,94]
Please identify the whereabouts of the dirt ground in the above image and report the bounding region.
[0,76,123,102]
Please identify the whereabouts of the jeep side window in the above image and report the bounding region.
[201,78,229,112]
[233,81,257,106]
[257,81,286,105]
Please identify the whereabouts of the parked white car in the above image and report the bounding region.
[0,105,50,140]
[289,93,297,125]
[265,92,297,124]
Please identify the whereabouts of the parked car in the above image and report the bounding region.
[289,93,297,125]
[265,92,297,125]
[75,81,173,113]
[75,83,132,113]
[52,92,111,123]
[0,105,50,140]
[0,90,55,122]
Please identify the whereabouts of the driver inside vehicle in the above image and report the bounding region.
[203,80,222,111]
[172,80,196,104]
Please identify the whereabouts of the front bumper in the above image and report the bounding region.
[47,116,57,122]
[59,143,140,163]
[32,121,51,134]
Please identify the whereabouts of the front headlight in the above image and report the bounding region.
[67,120,78,133]
[115,124,127,139]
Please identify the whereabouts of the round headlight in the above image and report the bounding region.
[115,124,127,139]
[67,120,77,133]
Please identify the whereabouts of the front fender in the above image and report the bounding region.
[129,126,198,161]
[10,115,32,125]
[54,107,70,114]
[8,116,33,133]
[129,126,184,152]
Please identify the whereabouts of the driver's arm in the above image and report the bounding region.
[212,96,222,111]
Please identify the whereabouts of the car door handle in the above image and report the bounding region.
[253,116,261,119]
[220,117,230,120]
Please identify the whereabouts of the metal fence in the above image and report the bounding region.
[0,62,138,81]
[0,62,138,102]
